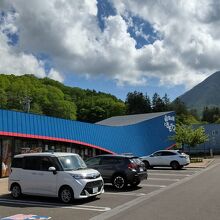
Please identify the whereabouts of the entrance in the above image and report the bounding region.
[1,139,12,177]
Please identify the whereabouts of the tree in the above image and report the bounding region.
[145,93,152,113]
[170,124,209,155]
[162,93,171,111]
[170,98,190,124]
[202,106,220,123]
[0,89,7,109]
[125,91,151,114]
[152,93,162,112]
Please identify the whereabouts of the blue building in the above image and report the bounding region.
[0,109,175,177]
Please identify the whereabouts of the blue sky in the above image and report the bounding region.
[0,0,219,101]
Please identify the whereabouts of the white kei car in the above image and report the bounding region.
[9,152,104,203]
[140,150,190,170]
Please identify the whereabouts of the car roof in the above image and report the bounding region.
[154,150,179,153]
[14,152,79,158]
[90,154,137,159]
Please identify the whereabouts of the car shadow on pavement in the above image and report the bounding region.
[0,193,101,206]
[103,184,142,192]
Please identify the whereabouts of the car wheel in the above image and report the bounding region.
[59,186,74,203]
[112,175,127,189]
[143,160,150,169]
[130,180,140,187]
[171,161,180,170]
[11,183,22,199]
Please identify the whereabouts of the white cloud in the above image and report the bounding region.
[0,32,45,78]
[47,69,64,82]
[1,0,220,89]
[0,9,62,80]
[111,0,220,87]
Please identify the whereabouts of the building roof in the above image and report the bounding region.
[96,112,173,126]
[14,152,78,158]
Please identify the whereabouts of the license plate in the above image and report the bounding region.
[93,187,98,194]
[140,167,143,172]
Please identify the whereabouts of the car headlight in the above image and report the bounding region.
[72,174,86,179]
[72,172,101,179]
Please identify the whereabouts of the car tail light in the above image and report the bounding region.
[128,163,138,170]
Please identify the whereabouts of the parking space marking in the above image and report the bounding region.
[148,170,198,174]
[148,177,180,181]
[149,173,190,177]
[62,205,111,212]
[104,192,146,197]
[0,198,111,212]
[91,163,219,220]
[140,184,166,188]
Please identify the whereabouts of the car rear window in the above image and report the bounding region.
[161,151,176,156]
[23,156,41,170]
[101,157,123,165]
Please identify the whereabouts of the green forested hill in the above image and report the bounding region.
[0,74,126,122]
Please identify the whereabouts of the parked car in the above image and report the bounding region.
[9,152,104,203]
[140,150,190,170]
[85,155,148,189]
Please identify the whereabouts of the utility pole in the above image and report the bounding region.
[22,96,32,113]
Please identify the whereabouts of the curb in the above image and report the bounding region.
[186,159,214,168]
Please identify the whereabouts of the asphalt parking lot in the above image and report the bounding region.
[0,166,207,220]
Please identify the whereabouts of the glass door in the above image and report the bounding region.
[2,139,12,177]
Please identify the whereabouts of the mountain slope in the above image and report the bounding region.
[179,71,220,111]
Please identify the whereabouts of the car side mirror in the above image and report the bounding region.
[49,166,57,175]
[150,154,154,157]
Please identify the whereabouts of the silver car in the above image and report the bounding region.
[140,150,190,170]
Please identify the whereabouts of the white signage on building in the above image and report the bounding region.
[164,115,175,132]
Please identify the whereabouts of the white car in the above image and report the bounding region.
[9,152,104,203]
[140,150,190,170]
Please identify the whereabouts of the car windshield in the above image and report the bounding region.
[58,155,87,171]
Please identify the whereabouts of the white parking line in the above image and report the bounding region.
[149,169,198,173]
[148,177,180,181]
[104,192,146,197]
[140,184,166,188]
[62,205,111,212]
[0,199,111,212]
[90,163,220,220]
[149,173,190,177]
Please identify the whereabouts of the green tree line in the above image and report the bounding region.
[0,74,126,122]
[0,74,218,125]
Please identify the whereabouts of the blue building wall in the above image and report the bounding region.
[0,109,175,156]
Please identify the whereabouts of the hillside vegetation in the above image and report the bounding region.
[0,74,126,122]
[0,74,201,124]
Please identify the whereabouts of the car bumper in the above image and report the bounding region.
[69,177,104,199]
[127,171,148,183]
[179,158,190,166]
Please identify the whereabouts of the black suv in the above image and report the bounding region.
[85,155,148,189]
